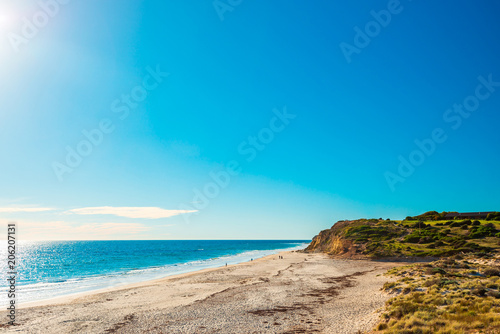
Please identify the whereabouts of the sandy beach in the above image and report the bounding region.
[0,251,410,334]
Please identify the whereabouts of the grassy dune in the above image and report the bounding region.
[375,256,500,333]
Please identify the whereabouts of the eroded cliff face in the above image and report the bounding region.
[305,220,357,256]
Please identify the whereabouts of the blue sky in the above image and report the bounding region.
[0,0,499,240]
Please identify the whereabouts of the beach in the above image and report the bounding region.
[0,251,409,333]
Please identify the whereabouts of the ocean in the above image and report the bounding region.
[0,240,309,304]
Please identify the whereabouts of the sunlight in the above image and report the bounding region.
[0,7,17,32]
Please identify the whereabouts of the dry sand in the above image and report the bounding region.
[0,251,410,334]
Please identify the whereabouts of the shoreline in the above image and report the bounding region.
[19,250,295,309]
[1,251,412,333]
[6,241,309,308]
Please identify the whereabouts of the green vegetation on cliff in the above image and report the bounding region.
[305,216,500,258]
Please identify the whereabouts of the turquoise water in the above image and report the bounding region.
[0,240,308,304]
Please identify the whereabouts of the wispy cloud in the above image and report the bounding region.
[0,207,55,213]
[8,220,151,240]
[67,206,197,219]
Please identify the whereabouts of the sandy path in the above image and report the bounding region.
[0,251,408,334]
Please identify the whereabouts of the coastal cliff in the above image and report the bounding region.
[305,219,407,258]
[305,214,500,258]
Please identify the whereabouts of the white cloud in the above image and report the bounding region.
[0,207,55,213]
[67,206,197,219]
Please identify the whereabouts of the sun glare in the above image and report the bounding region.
[0,14,9,25]
[0,5,18,31]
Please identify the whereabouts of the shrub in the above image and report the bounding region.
[471,287,487,297]
[441,258,455,266]
[451,239,467,248]
[418,236,433,244]
[469,224,497,238]
[441,279,458,286]
[434,241,446,247]
[404,234,421,243]
[472,220,481,226]
[411,221,427,229]
[487,291,500,298]
[425,267,446,275]
[403,287,412,294]
[483,267,500,277]
[424,278,442,287]
[383,282,397,290]
[473,251,490,258]
[486,212,500,221]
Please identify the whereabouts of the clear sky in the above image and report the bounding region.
[0,0,499,240]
